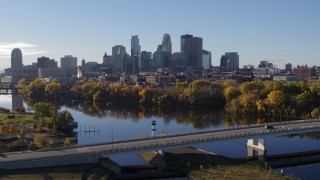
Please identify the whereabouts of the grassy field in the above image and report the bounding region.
[0,113,35,127]
[0,163,113,180]
[140,148,295,180]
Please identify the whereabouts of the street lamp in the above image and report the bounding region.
[279,110,282,121]
[111,125,113,151]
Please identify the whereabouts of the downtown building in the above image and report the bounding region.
[11,48,23,84]
[131,35,141,69]
[112,45,128,73]
[180,34,203,69]
[61,55,77,69]
[220,52,239,72]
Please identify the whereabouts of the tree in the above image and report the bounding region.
[55,111,77,136]
[64,137,73,146]
[223,86,240,101]
[311,108,320,119]
[267,91,286,107]
[8,125,17,135]
[33,102,58,127]
[296,91,313,113]
[33,134,48,148]
[19,127,27,138]
[0,125,6,134]
[45,79,62,98]
[25,78,45,99]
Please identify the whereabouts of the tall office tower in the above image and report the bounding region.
[180,34,203,69]
[161,34,172,68]
[61,55,77,69]
[125,56,139,75]
[153,45,170,68]
[220,55,228,72]
[162,34,172,53]
[202,50,212,69]
[131,35,141,69]
[112,45,128,73]
[224,52,239,71]
[141,51,152,71]
[11,48,23,84]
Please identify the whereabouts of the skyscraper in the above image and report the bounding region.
[180,34,203,69]
[11,48,23,84]
[112,45,128,73]
[61,55,77,69]
[131,35,141,69]
[162,34,172,53]
[202,50,212,69]
[220,52,239,71]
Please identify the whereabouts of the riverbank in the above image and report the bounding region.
[139,147,294,180]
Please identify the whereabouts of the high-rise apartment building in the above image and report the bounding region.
[131,35,141,69]
[180,34,203,69]
[11,48,23,83]
[61,55,77,69]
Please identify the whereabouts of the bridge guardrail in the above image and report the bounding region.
[2,121,320,166]
[37,119,320,152]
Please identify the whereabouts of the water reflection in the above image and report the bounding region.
[60,100,227,129]
[278,131,320,141]
[12,94,23,110]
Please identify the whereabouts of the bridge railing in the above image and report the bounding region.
[2,123,320,165]
[36,119,320,153]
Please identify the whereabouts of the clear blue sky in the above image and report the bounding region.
[1,0,319,70]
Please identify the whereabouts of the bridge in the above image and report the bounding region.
[1,119,320,170]
[0,87,21,94]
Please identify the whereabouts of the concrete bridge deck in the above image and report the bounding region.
[1,119,320,170]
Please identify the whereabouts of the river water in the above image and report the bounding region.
[1,94,320,179]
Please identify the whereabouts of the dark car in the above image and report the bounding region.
[265,125,274,129]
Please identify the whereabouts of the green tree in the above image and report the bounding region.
[223,86,240,101]
[33,102,58,128]
[25,78,45,99]
[33,134,48,148]
[45,79,62,98]
[296,91,313,113]
[267,90,286,108]
[64,137,73,146]
[311,108,320,119]
[55,111,77,136]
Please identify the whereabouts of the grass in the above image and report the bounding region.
[140,148,295,180]
[0,112,35,126]
[0,163,114,180]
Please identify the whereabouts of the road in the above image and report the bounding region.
[1,119,320,169]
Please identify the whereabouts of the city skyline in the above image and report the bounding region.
[1,0,320,70]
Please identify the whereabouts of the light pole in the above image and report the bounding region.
[279,110,282,121]
[111,125,113,151]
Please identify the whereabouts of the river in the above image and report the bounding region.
[1,94,320,179]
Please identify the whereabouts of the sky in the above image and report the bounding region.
[0,0,320,70]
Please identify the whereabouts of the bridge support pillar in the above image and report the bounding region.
[247,139,266,161]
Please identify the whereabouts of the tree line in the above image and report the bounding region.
[18,78,320,119]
